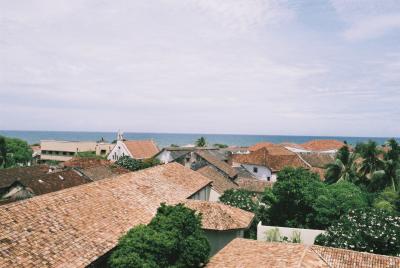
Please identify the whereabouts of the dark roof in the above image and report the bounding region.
[197,166,238,194]
[0,165,50,189]
[195,150,238,178]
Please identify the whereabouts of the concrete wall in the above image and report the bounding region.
[209,188,220,202]
[257,222,325,245]
[205,229,244,256]
[156,150,173,164]
[189,185,211,201]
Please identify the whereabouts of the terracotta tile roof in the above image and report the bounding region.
[234,177,273,193]
[312,245,400,268]
[207,239,400,268]
[184,200,254,231]
[123,140,160,159]
[248,142,275,152]
[195,150,238,178]
[63,157,130,181]
[0,163,212,268]
[63,157,112,169]
[301,139,345,152]
[299,152,335,168]
[233,147,309,172]
[197,166,238,194]
[207,239,327,267]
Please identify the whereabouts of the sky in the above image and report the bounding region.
[1,0,399,137]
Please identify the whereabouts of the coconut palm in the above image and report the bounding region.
[195,137,207,147]
[325,146,358,184]
[354,140,384,182]
[370,160,400,192]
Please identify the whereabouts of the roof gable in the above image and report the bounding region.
[122,140,160,159]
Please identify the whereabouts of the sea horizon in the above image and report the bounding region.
[1,129,398,148]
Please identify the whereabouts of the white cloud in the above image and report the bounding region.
[344,13,400,41]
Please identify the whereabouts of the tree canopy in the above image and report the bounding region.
[109,203,210,268]
[0,136,32,168]
[195,137,207,147]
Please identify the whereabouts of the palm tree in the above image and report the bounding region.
[370,139,400,192]
[0,136,7,168]
[355,140,384,182]
[325,146,358,184]
[195,137,207,147]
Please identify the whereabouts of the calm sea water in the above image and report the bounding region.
[0,130,398,148]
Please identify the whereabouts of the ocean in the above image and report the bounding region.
[0,130,397,148]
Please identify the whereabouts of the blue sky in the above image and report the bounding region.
[0,0,399,137]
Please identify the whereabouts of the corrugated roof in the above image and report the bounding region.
[123,140,160,159]
[0,163,211,268]
[184,200,254,231]
[207,239,400,268]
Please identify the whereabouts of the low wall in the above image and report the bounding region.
[257,222,325,245]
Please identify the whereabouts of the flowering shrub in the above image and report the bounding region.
[315,208,400,256]
[219,189,258,212]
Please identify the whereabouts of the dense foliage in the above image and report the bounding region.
[76,151,105,159]
[109,203,210,268]
[219,189,259,238]
[315,209,400,256]
[213,143,228,148]
[0,136,32,168]
[115,155,160,171]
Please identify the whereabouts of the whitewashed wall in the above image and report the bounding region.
[107,141,131,162]
[257,222,325,245]
[242,164,275,181]
[156,150,172,164]
[209,188,221,201]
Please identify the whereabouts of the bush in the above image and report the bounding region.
[115,156,160,171]
[315,208,400,256]
[109,203,210,268]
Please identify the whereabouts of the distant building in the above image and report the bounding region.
[283,139,345,154]
[107,132,159,161]
[40,140,113,162]
[232,144,309,182]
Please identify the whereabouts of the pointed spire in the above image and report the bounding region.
[117,130,124,141]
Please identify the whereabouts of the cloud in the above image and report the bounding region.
[344,13,400,41]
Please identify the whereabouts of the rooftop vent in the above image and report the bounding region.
[38,179,44,183]
[59,175,64,180]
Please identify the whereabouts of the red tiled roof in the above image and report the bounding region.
[123,140,160,159]
[207,239,400,268]
[184,200,254,231]
[235,177,273,193]
[248,142,275,152]
[0,163,211,268]
[301,140,345,151]
[195,150,238,178]
[197,166,238,194]
[233,147,309,172]
[0,165,50,189]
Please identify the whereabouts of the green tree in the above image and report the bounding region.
[0,136,32,168]
[0,136,6,168]
[262,167,324,229]
[369,159,400,192]
[315,208,400,256]
[355,140,384,183]
[325,146,358,184]
[213,143,228,149]
[373,188,400,214]
[312,181,368,229]
[109,203,210,268]
[195,137,207,147]
[76,151,105,159]
[220,189,259,238]
[115,156,160,171]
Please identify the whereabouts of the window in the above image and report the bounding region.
[267,177,271,181]
[253,167,258,173]
[100,149,106,155]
